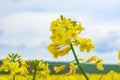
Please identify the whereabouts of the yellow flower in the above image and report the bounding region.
[87,56,103,64]
[118,62,120,66]
[48,43,71,58]
[48,15,94,58]
[50,15,84,43]
[36,60,50,77]
[87,56,104,71]
[8,62,20,75]
[118,50,120,60]
[78,38,95,53]
[19,66,29,74]
[0,64,9,72]
[0,54,30,76]
[19,58,28,67]
[2,56,9,64]
[66,62,78,75]
[0,77,6,80]
[96,64,104,71]
[54,65,66,73]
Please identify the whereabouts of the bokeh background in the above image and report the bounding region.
[0,0,120,64]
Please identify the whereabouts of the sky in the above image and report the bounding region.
[0,0,120,64]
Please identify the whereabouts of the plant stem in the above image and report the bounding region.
[13,74,15,80]
[32,67,37,80]
[99,73,104,80]
[70,43,89,80]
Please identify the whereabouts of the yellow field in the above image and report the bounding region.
[0,72,120,80]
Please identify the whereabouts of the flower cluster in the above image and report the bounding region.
[27,59,50,80]
[0,54,50,80]
[0,54,28,79]
[87,56,104,70]
[48,15,94,58]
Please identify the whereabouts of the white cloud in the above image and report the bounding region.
[0,12,60,48]
[1,0,120,13]
[0,11,120,51]
[109,38,120,49]
[88,51,119,64]
[1,0,120,6]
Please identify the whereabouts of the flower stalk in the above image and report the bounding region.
[32,66,37,80]
[8,53,20,80]
[27,59,50,80]
[13,74,15,80]
[70,43,89,80]
[27,60,39,80]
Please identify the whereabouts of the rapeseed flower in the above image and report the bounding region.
[118,50,120,60]
[96,64,104,71]
[48,15,94,58]
[117,50,120,66]
[66,62,78,75]
[87,56,104,70]
[54,65,66,73]
[0,53,29,80]
[27,60,50,80]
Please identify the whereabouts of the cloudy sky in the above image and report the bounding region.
[0,0,120,64]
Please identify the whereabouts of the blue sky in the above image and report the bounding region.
[0,0,120,64]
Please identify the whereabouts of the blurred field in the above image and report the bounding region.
[47,62,120,74]
[0,61,120,74]
[0,61,120,80]
[0,73,120,80]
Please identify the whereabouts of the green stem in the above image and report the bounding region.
[70,44,89,80]
[99,74,104,80]
[13,74,15,80]
[32,67,37,80]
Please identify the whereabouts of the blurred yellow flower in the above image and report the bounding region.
[87,56,103,64]
[96,64,104,71]
[87,56,104,71]
[118,62,120,66]
[66,62,78,75]
[54,65,66,73]
[0,54,29,76]
[118,50,120,60]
